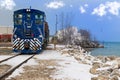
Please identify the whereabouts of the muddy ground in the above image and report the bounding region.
[0,42,12,55]
[8,59,59,80]
[0,42,12,47]
[0,65,12,75]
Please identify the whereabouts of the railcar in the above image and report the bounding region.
[13,8,49,53]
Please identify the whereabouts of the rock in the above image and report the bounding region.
[97,56,104,60]
[97,75,109,80]
[108,56,117,61]
[89,67,97,75]
[110,75,119,80]
[62,51,68,54]
[92,75,109,80]
[111,62,119,69]
[103,64,111,67]
[118,64,120,69]
[99,70,110,76]
[107,68,113,73]
[92,62,101,69]
[82,61,88,64]
[74,55,81,60]
[85,56,92,60]
[102,57,108,63]
[111,69,120,77]
[91,77,98,80]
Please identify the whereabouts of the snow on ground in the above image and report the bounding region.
[35,50,94,80]
[6,58,38,79]
[53,54,94,80]
[0,55,38,80]
[1,44,94,80]
[0,55,37,67]
[0,55,12,60]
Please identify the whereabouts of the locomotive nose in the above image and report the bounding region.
[24,41,30,49]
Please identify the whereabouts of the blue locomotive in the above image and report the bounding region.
[13,8,49,53]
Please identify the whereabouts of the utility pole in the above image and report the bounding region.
[54,15,58,49]
[55,15,58,34]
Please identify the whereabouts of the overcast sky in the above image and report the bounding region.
[0,0,120,42]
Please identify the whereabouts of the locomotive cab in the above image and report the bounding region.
[13,9,49,54]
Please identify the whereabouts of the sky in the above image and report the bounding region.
[0,0,120,42]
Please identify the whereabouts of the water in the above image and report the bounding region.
[91,42,120,56]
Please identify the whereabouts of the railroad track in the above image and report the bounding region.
[0,53,20,63]
[0,54,35,80]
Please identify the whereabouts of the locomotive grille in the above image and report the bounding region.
[13,38,41,50]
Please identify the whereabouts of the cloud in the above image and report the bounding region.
[46,1,65,9]
[92,4,107,16]
[0,0,16,10]
[80,6,86,13]
[84,4,88,7]
[79,4,88,14]
[92,1,120,17]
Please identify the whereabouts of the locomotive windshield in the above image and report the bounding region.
[35,14,43,19]
[35,14,43,25]
[27,13,31,20]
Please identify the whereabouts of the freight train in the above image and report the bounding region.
[13,8,49,53]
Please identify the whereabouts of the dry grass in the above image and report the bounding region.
[0,64,11,75]
[9,59,59,80]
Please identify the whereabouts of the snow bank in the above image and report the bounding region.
[53,55,94,80]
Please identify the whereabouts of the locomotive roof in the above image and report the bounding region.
[14,9,45,14]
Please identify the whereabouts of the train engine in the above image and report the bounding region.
[13,8,49,53]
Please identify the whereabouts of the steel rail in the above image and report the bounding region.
[0,54,35,80]
[0,53,21,63]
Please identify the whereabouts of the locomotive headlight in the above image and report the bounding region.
[26,9,31,12]
[34,38,37,41]
[26,9,29,12]
[17,38,20,41]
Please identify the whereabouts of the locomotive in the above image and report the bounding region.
[13,8,49,53]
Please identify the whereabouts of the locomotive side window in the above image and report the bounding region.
[15,14,22,18]
[14,14,22,25]
[14,19,22,25]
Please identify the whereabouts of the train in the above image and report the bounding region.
[13,8,49,54]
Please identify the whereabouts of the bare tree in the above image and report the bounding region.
[57,12,75,45]
[78,29,91,41]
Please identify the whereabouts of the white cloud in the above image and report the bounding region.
[46,1,65,9]
[107,1,120,16]
[92,4,107,16]
[84,4,88,7]
[0,0,16,10]
[80,6,86,13]
[79,4,88,14]
[92,1,120,17]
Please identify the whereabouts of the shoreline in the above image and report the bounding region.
[55,44,120,80]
